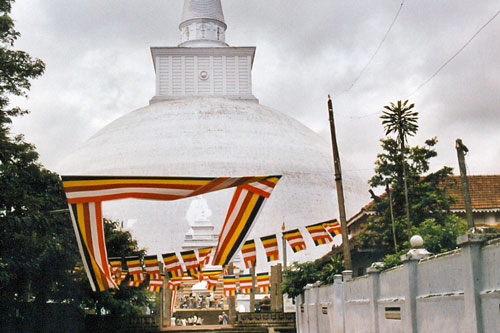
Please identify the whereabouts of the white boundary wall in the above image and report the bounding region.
[295,236,500,333]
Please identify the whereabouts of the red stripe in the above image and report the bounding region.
[241,184,270,198]
[67,192,185,203]
[64,182,201,192]
[216,190,253,260]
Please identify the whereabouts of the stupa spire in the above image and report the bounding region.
[179,0,228,47]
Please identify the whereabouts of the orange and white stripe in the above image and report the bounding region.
[241,239,257,269]
[283,229,307,253]
[260,234,279,262]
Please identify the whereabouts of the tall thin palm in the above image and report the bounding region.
[381,100,418,241]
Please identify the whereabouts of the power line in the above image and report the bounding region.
[338,0,407,97]
[407,7,500,97]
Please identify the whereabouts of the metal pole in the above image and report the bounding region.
[282,221,287,269]
[249,265,256,312]
[327,95,353,271]
[456,139,475,229]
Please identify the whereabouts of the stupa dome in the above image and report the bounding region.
[58,98,366,258]
[57,0,368,266]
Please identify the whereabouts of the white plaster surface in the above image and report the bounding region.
[58,97,367,262]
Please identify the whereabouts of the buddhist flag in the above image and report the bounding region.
[109,257,122,280]
[224,275,237,297]
[126,256,145,286]
[62,175,281,291]
[207,274,220,292]
[147,275,164,293]
[167,277,183,291]
[144,255,161,280]
[323,219,341,236]
[181,250,198,277]
[116,271,127,286]
[306,222,333,246]
[162,252,184,279]
[202,269,222,280]
[239,274,253,294]
[260,235,279,262]
[212,176,281,266]
[241,240,257,269]
[257,272,270,293]
[197,247,213,268]
[283,229,306,253]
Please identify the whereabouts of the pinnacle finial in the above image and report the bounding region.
[179,0,228,47]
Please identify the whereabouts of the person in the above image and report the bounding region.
[218,314,223,325]
[222,312,228,325]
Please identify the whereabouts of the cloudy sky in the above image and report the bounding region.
[9,0,500,186]
[6,1,500,263]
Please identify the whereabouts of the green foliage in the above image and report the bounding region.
[358,100,464,269]
[281,254,344,298]
[0,1,154,320]
[78,219,153,317]
[381,100,418,143]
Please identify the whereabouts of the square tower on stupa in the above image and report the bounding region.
[150,0,257,104]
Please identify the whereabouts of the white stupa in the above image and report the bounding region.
[58,0,367,267]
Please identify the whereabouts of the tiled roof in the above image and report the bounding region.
[440,175,500,211]
[354,175,500,216]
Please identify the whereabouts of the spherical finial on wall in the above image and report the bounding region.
[410,235,424,248]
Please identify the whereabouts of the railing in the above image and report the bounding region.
[235,312,296,327]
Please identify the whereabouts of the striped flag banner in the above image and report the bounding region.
[62,175,280,291]
[323,219,341,237]
[207,274,220,291]
[147,275,164,293]
[181,250,199,277]
[162,252,184,279]
[260,235,279,262]
[283,229,307,253]
[197,247,213,268]
[109,257,122,280]
[224,275,237,297]
[241,240,257,269]
[239,274,253,294]
[212,176,281,266]
[126,256,145,287]
[144,255,161,280]
[257,272,270,293]
[167,277,183,291]
[116,271,127,286]
[306,222,333,246]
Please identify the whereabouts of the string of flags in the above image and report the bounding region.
[104,218,341,294]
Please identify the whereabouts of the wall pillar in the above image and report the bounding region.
[457,233,485,333]
[333,274,345,333]
[367,264,382,333]
[400,236,431,333]
[271,263,283,312]
[227,263,236,325]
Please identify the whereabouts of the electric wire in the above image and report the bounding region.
[407,7,500,97]
[337,0,407,98]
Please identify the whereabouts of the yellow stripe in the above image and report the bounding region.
[77,204,105,291]
[63,178,211,188]
[262,238,277,245]
[219,192,259,264]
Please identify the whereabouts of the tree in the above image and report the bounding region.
[78,219,153,317]
[0,2,154,327]
[281,254,344,298]
[358,137,466,267]
[381,100,418,240]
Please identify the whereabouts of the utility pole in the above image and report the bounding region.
[327,95,353,271]
[455,139,475,229]
[386,183,398,253]
[227,263,236,325]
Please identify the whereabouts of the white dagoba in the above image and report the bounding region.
[182,196,218,251]
[57,0,368,266]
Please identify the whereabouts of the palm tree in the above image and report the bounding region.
[381,100,418,241]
